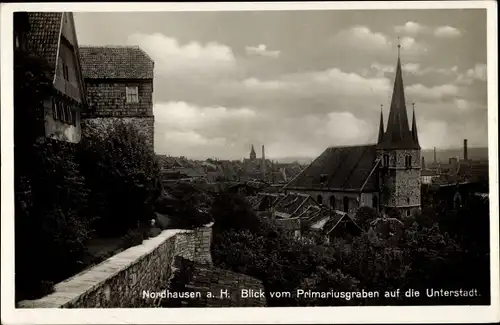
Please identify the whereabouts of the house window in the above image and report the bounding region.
[126,86,139,103]
[343,196,349,213]
[52,99,76,125]
[372,196,378,210]
[329,196,336,210]
[14,33,20,49]
[407,197,410,205]
[62,63,69,81]
[317,195,323,205]
[383,155,390,167]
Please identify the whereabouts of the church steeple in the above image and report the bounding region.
[377,39,419,150]
[250,144,256,161]
[377,104,385,144]
[411,103,421,148]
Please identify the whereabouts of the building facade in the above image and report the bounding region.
[285,47,421,218]
[78,46,155,152]
[21,12,88,143]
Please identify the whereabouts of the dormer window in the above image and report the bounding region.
[126,86,139,103]
[320,174,327,184]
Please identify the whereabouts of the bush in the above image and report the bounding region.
[15,139,93,301]
[77,120,163,237]
[155,184,213,229]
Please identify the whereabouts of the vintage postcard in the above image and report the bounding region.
[1,1,498,324]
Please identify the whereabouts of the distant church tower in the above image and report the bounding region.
[249,145,257,161]
[377,42,421,217]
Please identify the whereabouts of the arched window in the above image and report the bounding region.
[372,195,378,210]
[383,155,390,167]
[405,155,412,169]
[329,196,336,209]
[317,195,323,205]
[343,196,349,213]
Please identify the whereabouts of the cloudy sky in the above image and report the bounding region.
[74,9,488,160]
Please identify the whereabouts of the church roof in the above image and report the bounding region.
[377,49,420,150]
[284,145,379,192]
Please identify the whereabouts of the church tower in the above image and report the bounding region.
[249,145,257,161]
[377,42,421,217]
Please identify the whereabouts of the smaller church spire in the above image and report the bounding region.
[250,144,256,161]
[411,103,420,148]
[377,104,385,144]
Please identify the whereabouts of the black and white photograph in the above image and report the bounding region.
[1,1,498,324]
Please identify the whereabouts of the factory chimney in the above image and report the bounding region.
[433,147,437,164]
[463,139,468,161]
[261,145,267,181]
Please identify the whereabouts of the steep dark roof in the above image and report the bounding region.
[377,52,420,150]
[285,145,379,192]
[79,46,154,79]
[26,12,63,81]
[273,192,316,216]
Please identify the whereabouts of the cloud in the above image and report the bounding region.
[333,26,391,51]
[466,63,487,81]
[399,36,429,55]
[370,62,395,77]
[406,83,459,101]
[242,78,286,90]
[434,26,462,38]
[153,101,376,159]
[127,33,237,79]
[245,44,280,58]
[402,63,421,74]
[394,21,428,35]
[456,63,487,85]
[333,27,428,57]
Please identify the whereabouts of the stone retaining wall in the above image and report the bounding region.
[18,223,213,308]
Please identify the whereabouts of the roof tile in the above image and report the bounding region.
[26,12,63,81]
[79,46,154,79]
[285,145,378,191]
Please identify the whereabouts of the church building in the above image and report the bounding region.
[284,45,421,218]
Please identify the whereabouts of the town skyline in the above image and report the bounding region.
[73,9,489,161]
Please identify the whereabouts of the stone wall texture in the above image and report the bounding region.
[377,149,422,215]
[17,224,213,308]
[83,81,153,118]
[82,117,154,152]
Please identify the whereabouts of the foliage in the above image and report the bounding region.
[355,206,378,230]
[14,48,164,301]
[155,184,213,229]
[76,120,163,237]
[211,189,261,233]
[212,187,491,306]
[15,138,94,301]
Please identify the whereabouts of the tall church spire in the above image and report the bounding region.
[377,104,385,144]
[411,103,420,148]
[377,39,419,150]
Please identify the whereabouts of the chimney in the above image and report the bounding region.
[463,139,468,161]
[433,147,437,164]
[421,156,426,169]
[261,145,266,181]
